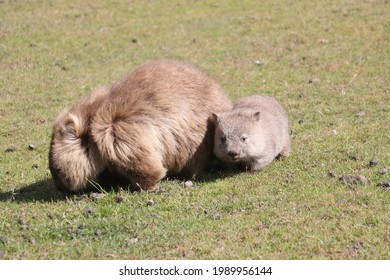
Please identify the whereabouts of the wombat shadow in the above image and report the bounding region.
[195,160,242,183]
[0,178,68,203]
[0,164,237,203]
[0,170,133,203]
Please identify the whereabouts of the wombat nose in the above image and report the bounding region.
[228,150,238,158]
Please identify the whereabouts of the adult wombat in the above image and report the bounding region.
[212,95,290,172]
[49,60,232,192]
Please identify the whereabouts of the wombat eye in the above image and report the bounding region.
[221,135,227,143]
[241,134,247,142]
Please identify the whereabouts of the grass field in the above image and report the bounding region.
[0,0,389,259]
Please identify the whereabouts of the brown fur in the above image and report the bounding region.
[49,87,110,192]
[49,60,232,192]
[213,95,291,172]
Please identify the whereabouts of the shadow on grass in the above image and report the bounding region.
[195,169,241,183]
[0,177,127,203]
[195,159,245,183]
[0,178,69,203]
[0,172,129,203]
[0,165,239,203]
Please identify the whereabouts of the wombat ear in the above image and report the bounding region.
[253,112,260,121]
[60,113,83,138]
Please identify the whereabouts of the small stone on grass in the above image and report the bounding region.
[354,175,368,185]
[84,207,95,215]
[146,199,155,206]
[254,60,264,66]
[355,111,365,117]
[378,168,388,175]
[256,223,267,231]
[127,238,138,245]
[377,181,390,188]
[349,154,360,161]
[353,241,363,250]
[369,158,379,166]
[328,170,337,178]
[212,213,224,220]
[184,180,194,188]
[5,147,16,153]
[90,192,105,200]
[339,175,354,185]
[339,174,368,186]
[18,217,27,225]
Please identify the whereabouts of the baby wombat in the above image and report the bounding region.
[212,95,290,172]
[49,60,232,193]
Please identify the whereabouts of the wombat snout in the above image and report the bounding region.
[227,150,239,158]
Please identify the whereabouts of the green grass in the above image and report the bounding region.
[0,0,389,259]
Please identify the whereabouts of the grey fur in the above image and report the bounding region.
[213,95,291,171]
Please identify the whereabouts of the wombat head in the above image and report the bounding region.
[49,111,106,192]
[212,110,264,164]
[49,87,109,193]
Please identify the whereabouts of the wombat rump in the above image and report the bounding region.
[212,95,290,172]
[49,60,232,192]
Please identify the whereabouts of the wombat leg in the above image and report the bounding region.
[180,160,208,179]
[279,145,291,158]
[250,156,274,172]
[118,162,167,192]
